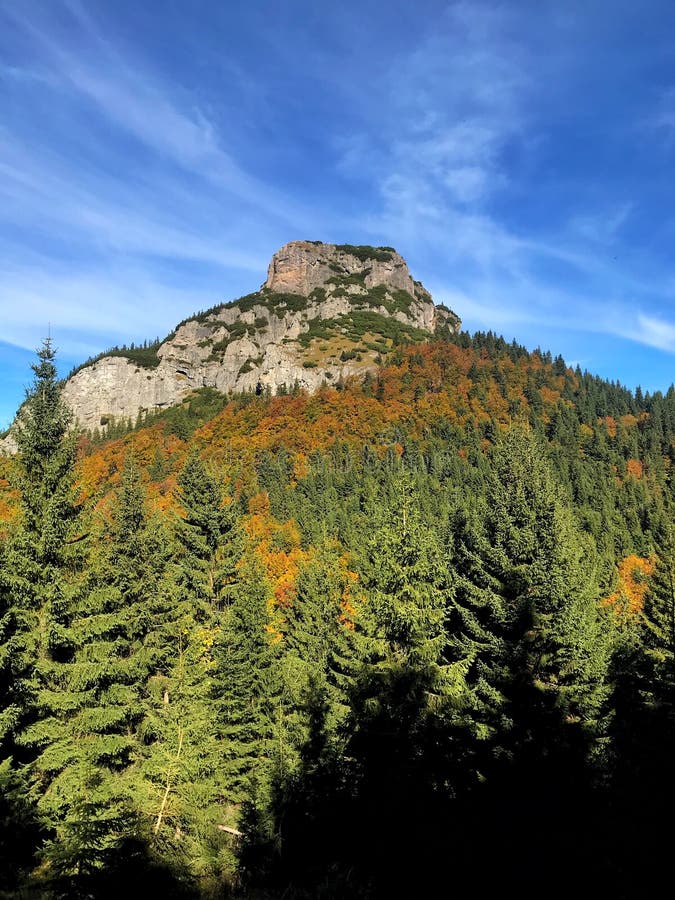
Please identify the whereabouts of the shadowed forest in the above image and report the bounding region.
[1,333,674,898]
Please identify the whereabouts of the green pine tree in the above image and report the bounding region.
[488,428,611,761]
[0,338,80,758]
[338,478,463,887]
[642,532,675,673]
[212,552,280,803]
[23,454,169,882]
[172,448,242,610]
[135,621,230,890]
[283,541,358,733]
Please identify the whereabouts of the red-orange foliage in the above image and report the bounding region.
[338,557,361,630]
[0,459,19,527]
[625,459,644,480]
[243,493,307,641]
[605,555,656,619]
[6,339,648,526]
[76,426,186,514]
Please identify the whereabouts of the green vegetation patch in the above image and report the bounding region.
[334,244,396,262]
[236,353,267,376]
[297,309,427,351]
[68,340,163,379]
[174,302,228,330]
[222,292,263,314]
[208,319,264,358]
[326,270,371,288]
[339,310,427,344]
[390,290,415,314]
[321,281,416,319]
[363,339,391,354]
[297,318,340,348]
[225,289,309,316]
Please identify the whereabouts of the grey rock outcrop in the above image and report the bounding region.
[266,241,428,299]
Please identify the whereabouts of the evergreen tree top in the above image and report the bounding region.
[15,338,72,477]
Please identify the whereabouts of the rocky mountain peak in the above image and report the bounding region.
[265,241,429,300]
[1,241,461,447]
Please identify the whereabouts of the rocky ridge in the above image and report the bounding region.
[4,242,460,444]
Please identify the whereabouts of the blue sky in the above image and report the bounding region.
[1,0,675,427]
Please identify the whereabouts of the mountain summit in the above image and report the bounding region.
[57,241,460,432]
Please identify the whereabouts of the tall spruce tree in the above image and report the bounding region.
[0,338,79,757]
[455,428,612,890]
[22,453,170,885]
[338,478,464,890]
[605,532,675,895]
[615,529,675,771]
[447,502,509,744]
[135,617,229,889]
[488,429,611,762]
[0,339,89,890]
[642,532,675,672]
[131,448,245,883]
[283,541,358,731]
[212,552,280,803]
[173,449,240,610]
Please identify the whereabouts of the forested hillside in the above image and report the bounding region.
[1,332,674,898]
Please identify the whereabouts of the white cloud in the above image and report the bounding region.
[339,3,675,360]
[631,313,675,352]
[0,2,315,230]
[0,4,319,353]
[569,203,633,245]
[442,166,491,204]
[431,286,538,330]
[335,1,536,293]
[0,263,229,355]
[652,86,675,141]
[0,142,269,269]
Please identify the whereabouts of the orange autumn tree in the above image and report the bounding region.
[605,554,656,621]
[244,491,308,643]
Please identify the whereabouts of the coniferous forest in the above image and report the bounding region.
[1,333,675,898]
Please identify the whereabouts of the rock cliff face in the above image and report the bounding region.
[8,242,461,441]
[266,241,425,298]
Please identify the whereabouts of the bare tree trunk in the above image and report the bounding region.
[154,726,184,835]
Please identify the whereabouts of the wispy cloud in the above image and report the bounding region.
[630,313,675,352]
[334,2,537,289]
[651,86,675,143]
[1,2,313,226]
[435,273,675,362]
[0,142,268,269]
[372,3,527,209]
[332,1,675,365]
[0,1,328,359]
[0,259,228,353]
[569,203,633,245]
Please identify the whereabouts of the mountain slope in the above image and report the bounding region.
[61,241,460,432]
